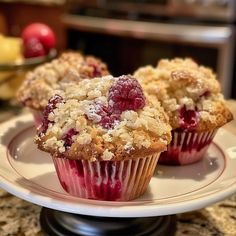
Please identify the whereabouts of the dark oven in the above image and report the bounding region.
[64,0,236,98]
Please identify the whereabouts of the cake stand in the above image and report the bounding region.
[0,114,236,236]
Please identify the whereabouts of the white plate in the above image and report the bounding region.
[0,114,236,217]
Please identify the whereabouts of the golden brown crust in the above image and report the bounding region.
[36,132,169,161]
[134,58,233,131]
[197,101,233,131]
[164,101,233,132]
[17,52,110,110]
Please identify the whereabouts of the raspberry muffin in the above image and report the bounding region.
[134,58,233,165]
[17,52,110,127]
[35,75,171,201]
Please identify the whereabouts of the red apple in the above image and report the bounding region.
[21,23,56,53]
[23,37,46,58]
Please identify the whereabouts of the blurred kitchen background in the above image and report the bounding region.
[0,0,235,101]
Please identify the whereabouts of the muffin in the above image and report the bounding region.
[35,75,171,201]
[134,58,233,165]
[17,52,110,127]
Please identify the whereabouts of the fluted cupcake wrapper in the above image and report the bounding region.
[52,154,160,201]
[30,109,43,128]
[159,130,217,166]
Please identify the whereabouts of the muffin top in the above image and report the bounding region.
[134,58,233,131]
[17,52,110,110]
[35,75,172,161]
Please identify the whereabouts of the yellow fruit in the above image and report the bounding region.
[0,35,24,99]
[0,35,22,63]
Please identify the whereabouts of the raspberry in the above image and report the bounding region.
[40,119,49,135]
[43,94,63,118]
[179,105,199,131]
[109,75,146,112]
[86,57,103,77]
[61,128,78,149]
[89,63,102,77]
[98,106,121,129]
[87,104,120,129]
[23,37,46,58]
[40,94,63,133]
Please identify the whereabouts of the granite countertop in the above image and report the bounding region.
[0,101,236,236]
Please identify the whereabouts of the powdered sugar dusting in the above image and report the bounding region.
[36,75,172,161]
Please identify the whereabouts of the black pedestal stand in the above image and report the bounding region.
[40,208,177,236]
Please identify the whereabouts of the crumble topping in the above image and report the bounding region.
[134,58,233,131]
[36,75,171,161]
[17,52,110,110]
[102,149,114,161]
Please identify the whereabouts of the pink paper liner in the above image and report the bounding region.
[30,109,43,128]
[52,154,160,201]
[159,130,217,165]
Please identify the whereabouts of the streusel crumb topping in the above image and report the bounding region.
[17,52,110,110]
[35,75,171,161]
[134,58,233,131]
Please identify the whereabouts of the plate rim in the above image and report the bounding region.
[0,113,236,217]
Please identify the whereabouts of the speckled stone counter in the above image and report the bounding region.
[0,101,236,236]
[0,188,235,236]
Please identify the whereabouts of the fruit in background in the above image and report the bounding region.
[0,24,56,99]
[0,35,22,63]
[23,37,46,58]
[0,34,24,99]
[21,23,56,58]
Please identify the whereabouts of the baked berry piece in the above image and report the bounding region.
[134,58,233,165]
[35,75,171,201]
[40,94,64,133]
[109,75,146,111]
